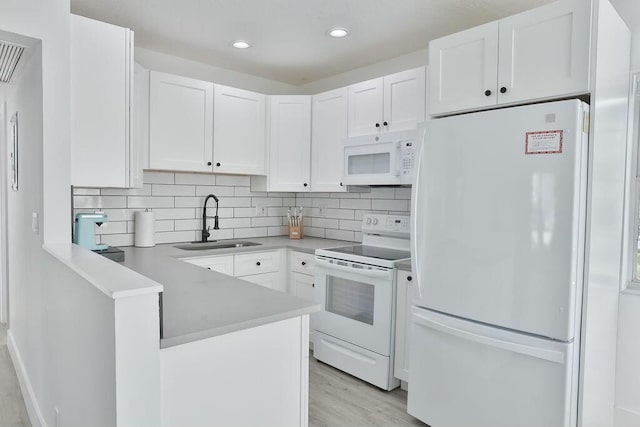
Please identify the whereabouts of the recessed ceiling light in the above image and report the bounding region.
[328,28,349,38]
[232,40,251,49]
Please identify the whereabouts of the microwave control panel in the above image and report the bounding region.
[401,141,415,176]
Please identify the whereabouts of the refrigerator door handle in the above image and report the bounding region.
[411,125,427,299]
[413,311,566,364]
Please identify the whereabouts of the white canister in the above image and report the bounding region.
[134,210,155,247]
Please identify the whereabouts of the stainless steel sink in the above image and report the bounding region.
[174,240,262,251]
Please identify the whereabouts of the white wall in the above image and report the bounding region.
[136,47,300,95]
[136,46,428,95]
[297,48,427,94]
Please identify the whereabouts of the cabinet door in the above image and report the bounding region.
[132,62,148,183]
[240,272,285,292]
[149,71,213,172]
[268,96,312,192]
[290,272,315,302]
[383,67,426,132]
[70,15,135,188]
[497,0,591,105]
[311,88,348,192]
[214,85,267,175]
[348,77,384,137]
[394,269,413,383]
[428,22,499,115]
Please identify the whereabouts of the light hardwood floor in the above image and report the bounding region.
[309,352,427,427]
[0,324,30,427]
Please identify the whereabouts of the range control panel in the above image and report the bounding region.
[361,213,410,236]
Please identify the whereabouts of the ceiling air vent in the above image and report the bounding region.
[0,42,25,84]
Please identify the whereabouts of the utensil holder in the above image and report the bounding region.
[289,222,304,239]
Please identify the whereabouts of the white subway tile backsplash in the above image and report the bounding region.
[251,217,283,227]
[74,171,411,246]
[216,174,250,186]
[340,199,371,210]
[128,196,174,209]
[153,208,196,220]
[155,231,196,244]
[174,172,216,186]
[195,185,235,197]
[234,227,267,239]
[326,229,355,241]
[144,171,175,184]
[152,184,196,197]
[372,199,409,211]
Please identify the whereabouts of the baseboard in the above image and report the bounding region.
[7,330,47,427]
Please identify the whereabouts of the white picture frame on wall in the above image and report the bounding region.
[9,111,18,192]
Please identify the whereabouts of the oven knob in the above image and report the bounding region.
[366,218,372,225]
[373,218,378,225]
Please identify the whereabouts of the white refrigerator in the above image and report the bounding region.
[409,100,589,427]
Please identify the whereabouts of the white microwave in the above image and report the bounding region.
[342,129,417,186]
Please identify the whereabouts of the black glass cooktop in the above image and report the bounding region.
[327,245,410,261]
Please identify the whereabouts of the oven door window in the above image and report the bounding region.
[326,275,375,325]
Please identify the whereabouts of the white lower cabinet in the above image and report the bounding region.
[183,255,234,276]
[240,272,285,292]
[290,272,315,302]
[394,269,413,383]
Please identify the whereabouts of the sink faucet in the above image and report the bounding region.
[201,194,220,242]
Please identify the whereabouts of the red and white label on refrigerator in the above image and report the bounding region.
[525,130,563,155]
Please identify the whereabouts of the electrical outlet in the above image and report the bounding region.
[31,212,39,234]
[318,204,328,217]
[255,204,268,217]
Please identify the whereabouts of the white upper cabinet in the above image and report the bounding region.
[213,85,267,175]
[497,0,591,105]
[266,96,312,192]
[428,23,499,115]
[348,67,426,137]
[383,67,426,132]
[429,0,591,116]
[149,71,214,172]
[70,14,139,188]
[311,87,348,192]
[348,77,384,137]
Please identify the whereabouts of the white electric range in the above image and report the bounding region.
[313,213,410,390]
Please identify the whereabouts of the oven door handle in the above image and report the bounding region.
[315,258,393,279]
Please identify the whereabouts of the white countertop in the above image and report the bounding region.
[119,236,352,348]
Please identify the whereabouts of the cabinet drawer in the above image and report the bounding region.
[183,255,235,276]
[239,272,285,292]
[289,251,316,275]
[234,251,280,276]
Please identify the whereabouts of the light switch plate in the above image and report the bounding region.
[31,212,39,234]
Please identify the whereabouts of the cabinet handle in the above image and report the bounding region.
[383,121,388,126]
[301,261,306,266]
[407,276,412,281]
[303,183,308,187]
[207,267,212,270]
[500,87,507,94]
[484,90,492,96]
[375,123,380,128]
[312,283,315,288]
[340,182,343,187]
[207,162,212,166]
[216,162,221,167]
[256,261,261,266]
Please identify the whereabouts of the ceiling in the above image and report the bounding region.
[70,0,560,85]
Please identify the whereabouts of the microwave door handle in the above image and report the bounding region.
[394,141,402,176]
[315,258,392,279]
